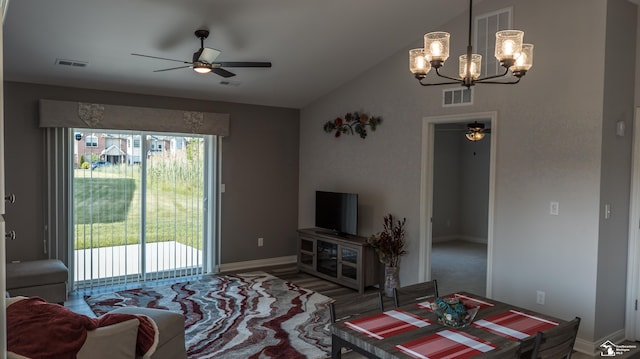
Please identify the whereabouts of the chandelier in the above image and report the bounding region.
[409,0,533,88]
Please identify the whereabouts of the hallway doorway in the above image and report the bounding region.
[418,112,497,297]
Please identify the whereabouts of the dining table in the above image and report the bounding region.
[329,291,568,359]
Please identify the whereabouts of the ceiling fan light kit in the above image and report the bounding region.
[465,121,490,142]
[409,0,533,88]
[193,62,212,74]
[132,29,272,78]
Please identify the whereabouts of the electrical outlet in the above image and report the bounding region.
[550,201,559,216]
[258,237,264,247]
[536,290,545,305]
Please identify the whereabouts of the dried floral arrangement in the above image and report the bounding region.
[368,213,407,267]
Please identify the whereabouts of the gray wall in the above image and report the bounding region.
[432,130,461,240]
[299,0,634,343]
[595,0,636,340]
[432,127,490,242]
[4,81,300,265]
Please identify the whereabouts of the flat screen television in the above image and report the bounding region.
[315,191,358,236]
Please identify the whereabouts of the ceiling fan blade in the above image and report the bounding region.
[198,48,222,63]
[216,61,272,68]
[153,65,192,72]
[132,53,191,64]
[212,68,236,78]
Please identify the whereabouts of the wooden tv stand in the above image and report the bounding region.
[297,228,381,294]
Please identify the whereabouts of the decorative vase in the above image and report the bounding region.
[384,265,399,297]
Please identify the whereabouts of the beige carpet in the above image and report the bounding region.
[431,239,487,296]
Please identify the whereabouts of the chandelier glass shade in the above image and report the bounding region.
[409,0,533,88]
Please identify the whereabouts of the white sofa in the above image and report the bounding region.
[7,297,187,359]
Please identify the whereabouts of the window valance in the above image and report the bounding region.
[39,99,229,136]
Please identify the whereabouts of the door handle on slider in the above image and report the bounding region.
[6,230,16,240]
[5,194,15,203]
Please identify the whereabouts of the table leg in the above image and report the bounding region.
[331,334,343,359]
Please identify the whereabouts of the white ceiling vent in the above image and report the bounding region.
[219,80,241,86]
[443,87,473,107]
[55,58,88,68]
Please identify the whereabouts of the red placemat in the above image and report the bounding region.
[343,309,431,340]
[472,309,559,340]
[417,293,494,311]
[396,329,497,359]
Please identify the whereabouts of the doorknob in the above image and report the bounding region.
[5,230,16,240]
[5,194,15,203]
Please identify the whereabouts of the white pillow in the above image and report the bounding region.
[77,318,139,359]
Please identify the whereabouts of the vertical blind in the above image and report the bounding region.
[41,101,225,292]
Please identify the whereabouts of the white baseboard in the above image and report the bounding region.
[219,255,297,273]
[573,329,627,356]
[432,235,487,244]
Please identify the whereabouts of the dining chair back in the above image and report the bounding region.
[392,280,439,308]
[329,289,385,323]
[530,317,581,359]
[515,335,538,358]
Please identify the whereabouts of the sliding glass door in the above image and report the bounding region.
[72,129,215,289]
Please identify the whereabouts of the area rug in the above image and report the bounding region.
[85,272,332,359]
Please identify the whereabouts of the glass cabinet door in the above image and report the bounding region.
[339,246,359,282]
[317,240,338,277]
[299,237,315,269]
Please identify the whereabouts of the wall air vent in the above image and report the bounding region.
[55,59,88,68]
[443,87,473,107]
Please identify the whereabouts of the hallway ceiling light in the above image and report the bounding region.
[409,0,533,89]
[465,122,490,142]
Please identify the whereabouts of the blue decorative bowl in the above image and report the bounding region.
[430,297,479,328]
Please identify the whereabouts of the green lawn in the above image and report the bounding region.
[74,178,136,224]
[73,163,204,250]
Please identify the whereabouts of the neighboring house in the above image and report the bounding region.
[73,133,176,166]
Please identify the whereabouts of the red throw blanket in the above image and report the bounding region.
[7,297,159,359]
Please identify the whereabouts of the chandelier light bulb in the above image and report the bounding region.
[459,54,482,80]
[409,48,431,76]
[510,43,534,75]
[495,30,523,63]
[424,32,450,64]
[502,40,515,56]
[430,42,443,57]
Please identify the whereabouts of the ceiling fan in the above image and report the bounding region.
[436,121,491,142]
[132,29,272,78]
[465,122,491,142]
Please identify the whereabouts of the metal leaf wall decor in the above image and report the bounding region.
[323,111,382,139]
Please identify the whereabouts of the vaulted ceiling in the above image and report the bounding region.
[4,0,471,108]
